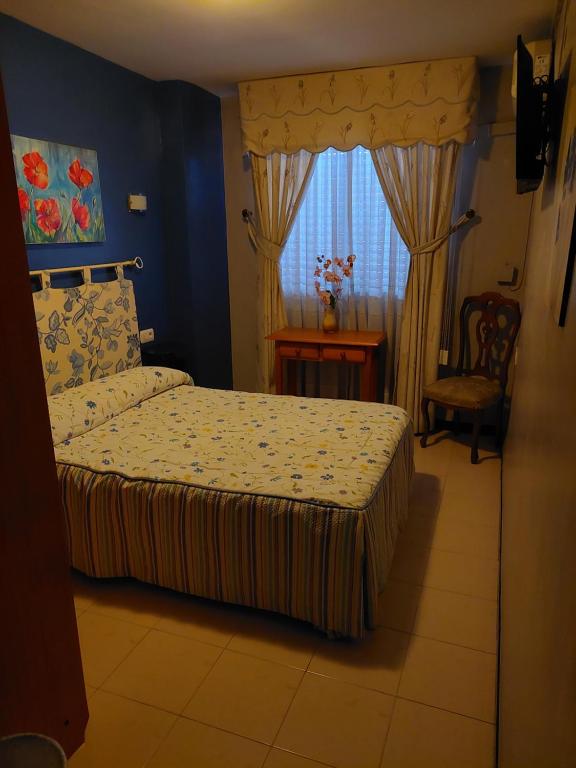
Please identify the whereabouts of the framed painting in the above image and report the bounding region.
[11,135,106,244]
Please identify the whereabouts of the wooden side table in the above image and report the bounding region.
[267,327,386,402]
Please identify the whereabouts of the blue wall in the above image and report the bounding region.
[158,81,232,389]
[0,13,232,386]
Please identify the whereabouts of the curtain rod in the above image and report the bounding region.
[29,256,144,277]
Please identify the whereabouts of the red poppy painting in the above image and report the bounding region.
[18,188,30,220]
[34,198,62,236]
[71,197,90,230]
[22,151,49,189]
[11,134,105,244]
[68,159,94,189]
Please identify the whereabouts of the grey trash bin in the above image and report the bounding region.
[0,734,66,767]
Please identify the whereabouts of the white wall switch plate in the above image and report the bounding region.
[140,328,155,344]
[128,193,147,212]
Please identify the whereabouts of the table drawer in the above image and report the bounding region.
[278,345,319,360]
[323,347,366,363]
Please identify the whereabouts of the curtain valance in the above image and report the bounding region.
[239,57,478,156]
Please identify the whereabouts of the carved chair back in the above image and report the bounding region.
[456,292,521,391]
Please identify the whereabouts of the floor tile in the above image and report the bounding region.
[407,472,444,517]
[86,580,170,629]
[229,613,320,670]
[264,749,330,768]
[309,627,409,695]
[398,635,497,722]
[381,698,495,767]
[76,611,148,687]
[413,433,454,477]
[439,473,500,528]
[412,587,498,653]
[276,673,394,768]
[389,542,499,600]
[69,690,175,768]
[102,629,221,713]
[448,435,500,467]
[376,580,421,633]
[147,717,268,768]
[400,514,500,560]
[71,573,96,614]
[184,650,303,744]
[155,593,240,648]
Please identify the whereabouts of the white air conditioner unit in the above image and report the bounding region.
[511,39,552,104]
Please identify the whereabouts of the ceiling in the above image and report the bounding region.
[0,0,556,95]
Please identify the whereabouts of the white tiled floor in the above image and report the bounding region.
[70,431,500,768]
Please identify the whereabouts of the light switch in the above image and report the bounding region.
[128,194,147,212]
[140,328,155,344]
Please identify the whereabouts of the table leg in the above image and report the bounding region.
[274,347,284,395]
[360,350,374,402]
[287,359,298,396]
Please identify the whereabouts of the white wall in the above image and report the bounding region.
[450,66,532,366]
[221,93,259,392]
[499,2,576,764]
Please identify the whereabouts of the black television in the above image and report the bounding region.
[515,35,552,194]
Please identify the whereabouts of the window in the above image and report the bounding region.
[281,146,410,304]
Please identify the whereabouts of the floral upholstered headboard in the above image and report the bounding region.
[33,271,141,395]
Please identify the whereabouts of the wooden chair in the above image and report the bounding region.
[420,292,521,464]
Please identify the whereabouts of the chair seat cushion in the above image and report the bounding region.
[423,376,502,410]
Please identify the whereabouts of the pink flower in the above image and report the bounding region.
[313,253,356,309]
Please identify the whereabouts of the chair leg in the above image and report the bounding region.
[453,409,461,436]
[420,398,431,448]
[471,410,482,464]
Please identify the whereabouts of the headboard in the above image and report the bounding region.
[33,267,141,395]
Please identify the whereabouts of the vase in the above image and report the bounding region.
[322,305,339,333]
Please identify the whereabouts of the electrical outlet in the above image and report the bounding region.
[439,348,449,365]
[140,328,155,344]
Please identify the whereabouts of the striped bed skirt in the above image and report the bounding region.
[58,426,413,639]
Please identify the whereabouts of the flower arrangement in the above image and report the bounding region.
[314,254,356,309]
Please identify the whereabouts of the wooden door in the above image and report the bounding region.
[0,72,88,756]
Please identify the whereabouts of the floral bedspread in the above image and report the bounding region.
[52,367,411,510]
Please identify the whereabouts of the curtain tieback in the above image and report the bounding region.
[244,211,283,263]
[409,209,475,256]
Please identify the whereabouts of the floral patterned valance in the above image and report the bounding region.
[239,57,478,156]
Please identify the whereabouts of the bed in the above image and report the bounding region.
[35,271,414,639]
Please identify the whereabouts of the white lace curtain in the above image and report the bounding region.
[247,150,317,393]
[282,146,410,401]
